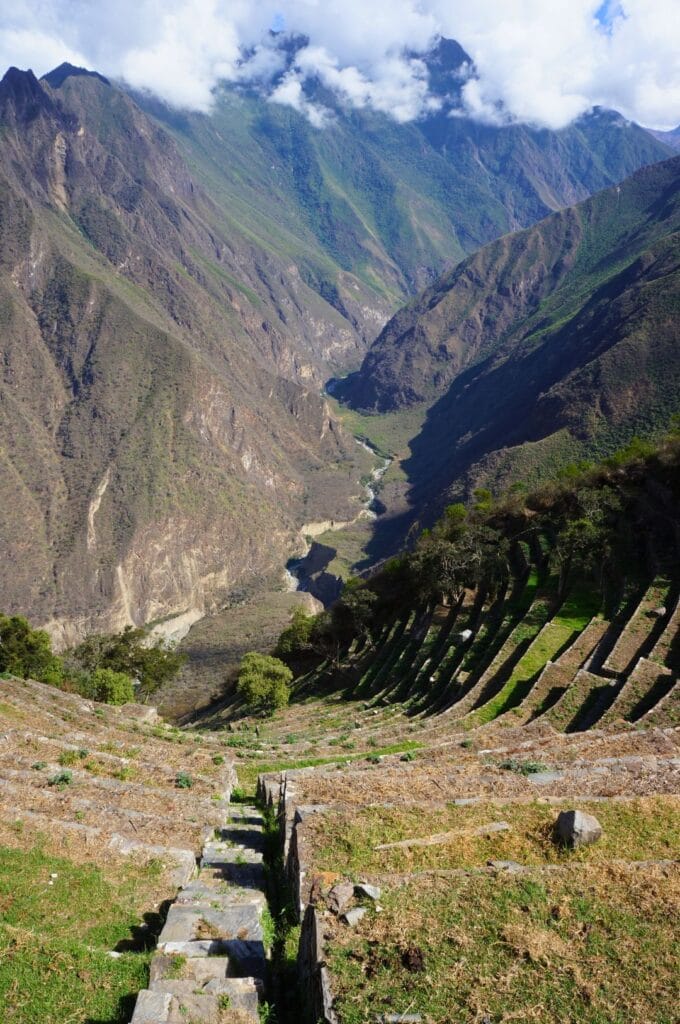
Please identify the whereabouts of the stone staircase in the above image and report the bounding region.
[130,804,268,1024]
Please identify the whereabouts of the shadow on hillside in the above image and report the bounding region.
[84,991,138,1024]
[113,901,173,953]
[357,261,648,569]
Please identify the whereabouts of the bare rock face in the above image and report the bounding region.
[0,66,369,643]
[554,809,603,849]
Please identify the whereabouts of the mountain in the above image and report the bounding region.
[647,125,680,150]
[140,39,671,306]
[0,65,370,645]
[338,155,680,539]
[0,52,673,644]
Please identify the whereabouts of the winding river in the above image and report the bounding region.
[284,438,392,603]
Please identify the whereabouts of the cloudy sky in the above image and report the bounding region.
[1,1,679,130]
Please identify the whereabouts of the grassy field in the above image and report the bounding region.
[327,864,680,1024]
[0,844,160,1023]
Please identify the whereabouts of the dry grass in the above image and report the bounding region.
[327,863,680,1024]
[303,795,680,875]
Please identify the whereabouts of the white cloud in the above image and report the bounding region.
[1,1,679,129]
[269,69,331,128]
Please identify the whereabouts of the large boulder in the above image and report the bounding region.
[554,809,603,849]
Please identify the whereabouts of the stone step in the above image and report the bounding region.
[158,902,264,947]
[131,986,259,1023]
[151,953,261,992]
[154,939,266,979]
[150,977,260,1010]
[177,878,267,909]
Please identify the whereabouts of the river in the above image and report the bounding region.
[284,438,392,603]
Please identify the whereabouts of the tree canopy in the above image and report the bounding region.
[237,652,293,716]
[70,625,186,697]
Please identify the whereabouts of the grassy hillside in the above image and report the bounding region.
[336,156,680,551]
[145,59,671,311]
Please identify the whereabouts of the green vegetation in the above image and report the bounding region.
[464,587,601,727]
[0,615,63,686]
[274,431,680,716]
[237,739,424,790]
[71,625,186,699]
[0,615,185,705]
[89,667,135,705]
[237,653,293,716]
[275,607,316,657]
[48,770,73,790]
[260,804,301,1022]
[0,845,155,1023]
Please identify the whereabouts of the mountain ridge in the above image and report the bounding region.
[0,53,674,642]
[337,154,680,555]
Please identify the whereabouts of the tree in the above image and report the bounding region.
[0,615,63,684]
[550,485,621,596]
[410,525,508,605]
[237,653,293,716]
[71,625,186,697]
[275,607,316,656]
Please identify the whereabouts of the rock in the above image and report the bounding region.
[554,809,603,849]
[327,880,355,916]
[342,907,367,927]
[355,882,381,901]
[487,860,525,874]
[377,1016,423,1023]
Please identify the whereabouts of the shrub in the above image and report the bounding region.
[237,653,292,716]
[175,771,193,789]
[70,625,186,697]
[48,770,73,789]
[275,607,316,656]
[58,750,88,767]
[90,668,135,706]
[499,758,548,775]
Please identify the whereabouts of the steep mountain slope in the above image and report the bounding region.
[0,66,369,644]
[339,155,680,534]
[144,39,670,306]
[0,51,672,646]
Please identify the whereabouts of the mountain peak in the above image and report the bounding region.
[0,66,56,123]
[42,63,110,89]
